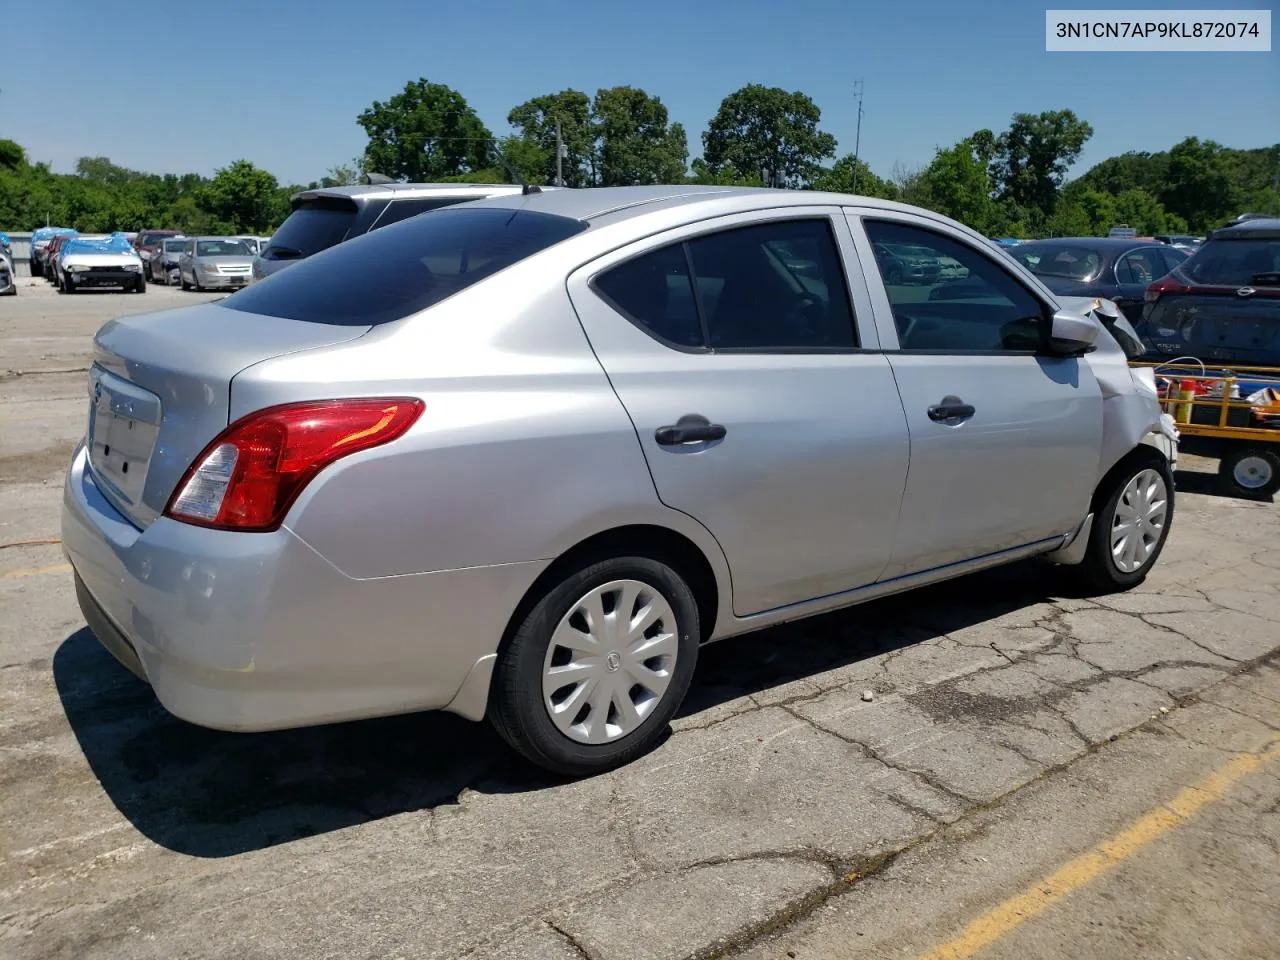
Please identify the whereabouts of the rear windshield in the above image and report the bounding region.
[263,203,357,260]
[1010,244,1102,281]
[220,207,589,326]
[1184,238,1280,287]
[163,239,186,252]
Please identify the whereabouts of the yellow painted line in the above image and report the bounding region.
[0,562,72,581]
[918,738,1280,960]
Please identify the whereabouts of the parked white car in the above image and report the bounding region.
[57,237,147,294]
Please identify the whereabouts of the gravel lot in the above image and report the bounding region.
[2,276,1278,960]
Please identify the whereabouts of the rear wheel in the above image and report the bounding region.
[1076,452,1174,593]
[1219,446,1280,499]
[489,556,700,776]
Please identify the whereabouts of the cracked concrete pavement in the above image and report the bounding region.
[2,282,1279,959]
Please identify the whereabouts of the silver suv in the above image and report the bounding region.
[251,179,535,282]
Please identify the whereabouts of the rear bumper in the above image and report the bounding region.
[61,443,542,731]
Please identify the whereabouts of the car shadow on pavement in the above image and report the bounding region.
[54,558,1077,859]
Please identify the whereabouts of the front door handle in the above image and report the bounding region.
[655,414,727,446]
[927,396,976,422]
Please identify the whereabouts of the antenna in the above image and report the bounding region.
[851,80,865,196]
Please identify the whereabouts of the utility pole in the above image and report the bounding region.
[555,120,564,187]
[851,80,865,196]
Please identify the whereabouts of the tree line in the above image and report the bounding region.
[1,78,1276,238]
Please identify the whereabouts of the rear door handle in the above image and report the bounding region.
[927,397,976,422]
[655,414,727,446]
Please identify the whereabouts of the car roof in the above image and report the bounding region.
[188,236,255,243]
[1014,237,1168,249]
[464,185,954,226]
[1212,217,1280,239]
[291,182,531,203]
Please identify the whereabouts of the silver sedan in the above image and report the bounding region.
[62,186,1178,776]
[177,237,256,291]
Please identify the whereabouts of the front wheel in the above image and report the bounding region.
[489,556,700,776]
[1077,453,1174,593]
[1219,446,1280,499]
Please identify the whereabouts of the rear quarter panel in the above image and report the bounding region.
[232,259,734,592]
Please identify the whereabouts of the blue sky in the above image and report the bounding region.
[3,0,1276,186]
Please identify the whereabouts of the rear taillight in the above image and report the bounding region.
[1144,275,1193,302]
[165,398,424,532]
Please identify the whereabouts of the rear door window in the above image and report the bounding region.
[221,207,588,326]
[1186,238,1280,287]
[371,197,475,230]
[1115,248,1164,285]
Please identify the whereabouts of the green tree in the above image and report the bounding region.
[592,86,688,185]
[919,138,997,232]
[990,110,1094,213]
[0,139,25,170]
[357,79,492,181]
[201,160,283,233]
[507,89,594,187]
[810,155,896,199]
[320,159,363,187]
[686,157,764,186]
[1160,137,1237,231]
[1075,150,1168,197]
[1112,188,1168,235]
[702,84,837,187]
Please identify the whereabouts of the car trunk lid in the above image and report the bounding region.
[88,302,371,528]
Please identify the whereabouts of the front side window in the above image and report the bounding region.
[593,218,858,351]
[864,220,1047,353]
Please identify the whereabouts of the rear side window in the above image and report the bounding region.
[372,197,473,230]
[221,207,588,326]
[263,200,358,261]
[593,218,858,351]
[1185,238,1280,287]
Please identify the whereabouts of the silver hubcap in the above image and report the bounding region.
[1111,468,1169,574]
[542,579,679,745]
[1233,455,1273,490]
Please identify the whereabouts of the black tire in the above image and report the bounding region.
[886,266,903,285]
[489,555,700,776]
[30,260,42,278]
[1218,446,1280,500]
[192,271,202,292]
[1076,449,1174,593]
[180,271,191,291]
[133,274,146,293]
[62,275,75,295]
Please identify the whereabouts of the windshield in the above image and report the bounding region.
[163,239,186,253]
[221,207,588,326]
[138,232,172,247]
[1011,244,1102,281]
[1184,238,1280,287]
[264,203,356,260]
[196,240,251,257]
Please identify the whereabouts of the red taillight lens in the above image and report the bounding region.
[165,398,424,531]
[1145,275,1192,302]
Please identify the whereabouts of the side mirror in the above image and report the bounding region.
[1047,310,1099,356]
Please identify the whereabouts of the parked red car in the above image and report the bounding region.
[133,229,181,258]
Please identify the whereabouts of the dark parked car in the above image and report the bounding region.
[133,229,182,262]
[1005,238,1189,323]
[253,180,534,283]
[1138,217,1280,367]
